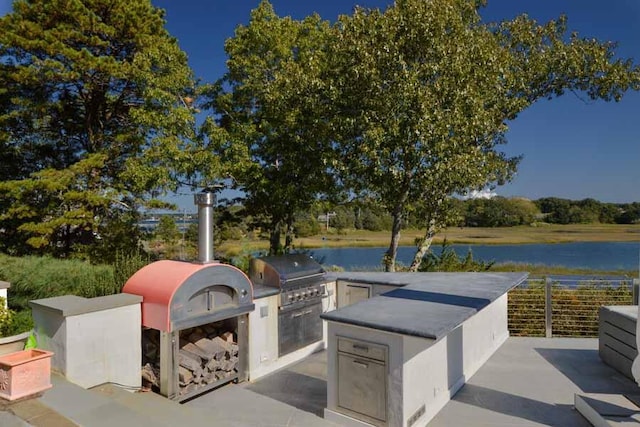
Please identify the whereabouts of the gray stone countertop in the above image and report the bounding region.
[320,272,527,340]
[253,284,280,299]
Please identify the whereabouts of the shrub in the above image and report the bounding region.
[418,240,493,272]
[0,298,33,337]
[0,297,14,337]
[294,214,321,237]
[0,254,118,312]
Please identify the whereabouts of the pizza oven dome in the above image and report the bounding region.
[123,260,254,332]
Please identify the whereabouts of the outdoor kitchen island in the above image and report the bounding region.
[321,272,527,427]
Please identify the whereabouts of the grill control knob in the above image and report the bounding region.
[294,293,301,300]
[288,293,294,301]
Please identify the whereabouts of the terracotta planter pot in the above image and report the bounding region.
[0,349,53,401]
[0,331,32,356]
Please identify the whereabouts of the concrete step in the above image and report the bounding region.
[575,393,640,426]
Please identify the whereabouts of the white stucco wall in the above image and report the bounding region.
[31,307,67,371]
[402,293,509,426]
[64,305,141,388]
[30,294,142,389]
[248,294,280,380]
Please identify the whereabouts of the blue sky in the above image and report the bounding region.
[1,0,639,207]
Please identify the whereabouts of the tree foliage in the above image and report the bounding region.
[464,196,539,227]
[535,197,638,224]
[0,0,199,259]
[206,1,339,255]
[154,215,179,243]
[327,0,640,271]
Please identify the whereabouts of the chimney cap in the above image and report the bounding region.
[194,191,215,206]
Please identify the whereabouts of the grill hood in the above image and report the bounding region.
[249,254,325,289]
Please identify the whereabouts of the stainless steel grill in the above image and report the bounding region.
[249,254,327,356]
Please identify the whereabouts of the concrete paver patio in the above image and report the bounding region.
[2,337,638,426]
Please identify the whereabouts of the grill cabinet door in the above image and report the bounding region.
[278,308,304,357]
[302,301,323,346]
[278,301,323,357]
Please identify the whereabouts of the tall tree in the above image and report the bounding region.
[207,1,338,255]
[0,0,199,259]
[329,0,640,271]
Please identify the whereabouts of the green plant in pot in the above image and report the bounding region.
[0,297,34,355]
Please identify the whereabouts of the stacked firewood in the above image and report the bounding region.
[141,324,239,395]
[141,329,161,389]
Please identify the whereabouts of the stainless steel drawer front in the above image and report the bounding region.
[337,337,388,425]
[338,338,387,362]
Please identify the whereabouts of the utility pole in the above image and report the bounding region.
[326,211,336,231]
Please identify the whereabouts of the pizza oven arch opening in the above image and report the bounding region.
[123,260,254,401]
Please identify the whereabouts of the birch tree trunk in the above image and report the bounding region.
[384,208,403,272]
[409,197,444,272]
[409,217,437,271]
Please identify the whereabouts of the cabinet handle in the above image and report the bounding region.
[303,310,313,315]
[352,360,368,369]
[353,344,369,352]
[292,312,303,318]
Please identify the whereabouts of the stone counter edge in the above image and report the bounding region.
[29,293,143,317]
[252,285,280,300]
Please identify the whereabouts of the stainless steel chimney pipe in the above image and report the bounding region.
[194,191,216,263]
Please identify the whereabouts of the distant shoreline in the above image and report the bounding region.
[218,223,640,254]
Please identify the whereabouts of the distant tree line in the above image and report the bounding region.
[152,196,639,250]
[535,198,640,225]
[300,196,640,232]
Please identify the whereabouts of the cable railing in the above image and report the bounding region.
[508,276,638,338]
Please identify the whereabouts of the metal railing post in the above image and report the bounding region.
[545,278,552,338]
[633,279,639,306]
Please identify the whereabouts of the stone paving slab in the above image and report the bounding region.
[430,337,640,427]
[0,392,78,427]
[185,382,339,427]
[40,375,170,427]
[0,411,32,427]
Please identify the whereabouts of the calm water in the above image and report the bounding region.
[309,242,640,272]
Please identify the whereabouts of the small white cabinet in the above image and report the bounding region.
[337,281,396,308]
